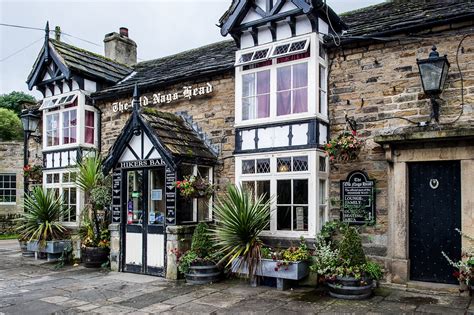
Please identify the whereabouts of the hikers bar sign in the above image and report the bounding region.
[340,170,375,225]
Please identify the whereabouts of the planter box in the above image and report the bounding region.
[232,258,309,290]
[27,240,71,261]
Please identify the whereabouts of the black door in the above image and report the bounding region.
[122,168,166,276]
[408,161,461,284]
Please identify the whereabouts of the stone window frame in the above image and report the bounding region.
[0,173,17,205]
[234,33,328,128]
[235,149,327,237]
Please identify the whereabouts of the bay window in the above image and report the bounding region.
[62,109,77,144]
[85,110,95,144]
[44,170,80,224]
[277,62,308,116]
[242,70,270,120]
[236,151,327,236]
[46,113,59,146]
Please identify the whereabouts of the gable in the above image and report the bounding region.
[118,132,162,163]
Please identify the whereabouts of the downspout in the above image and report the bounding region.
[91,98,102,155]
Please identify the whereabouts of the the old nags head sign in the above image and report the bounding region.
[340,170,375,225]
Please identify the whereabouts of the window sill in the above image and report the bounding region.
[235,113,328,128]
[0,202,16,206]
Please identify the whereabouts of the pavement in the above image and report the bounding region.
[0,239,473,315]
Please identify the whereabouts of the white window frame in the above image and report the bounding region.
[178,164,213,223]
[43,170,82,227]
[235,33,328,127]
[236,149,327,238]
[0,173,17,205]
[42,91,99,152]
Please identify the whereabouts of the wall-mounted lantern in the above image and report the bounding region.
[417,45,450,122]
[20,109,41,193]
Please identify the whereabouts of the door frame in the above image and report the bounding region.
[120,166,167,276]
[382,142,474,285]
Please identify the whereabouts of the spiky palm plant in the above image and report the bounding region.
[212,185,271,280]
[76,154,104,241]
[16,187,67,247]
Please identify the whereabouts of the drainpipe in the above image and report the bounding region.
[91,98,102,155]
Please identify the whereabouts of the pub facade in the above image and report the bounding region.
[24,0,474,288]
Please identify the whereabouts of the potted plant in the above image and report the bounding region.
[177,222,222,284]
[323,226,382,299]
[239,238,311,290]
[442,229,474,295]
[16,187,70,261]
[324,131,363,163]
[175,175,214,199]
[212,185,271,286]
[76,154,111,268]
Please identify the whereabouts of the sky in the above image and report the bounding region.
[0,0,384,99]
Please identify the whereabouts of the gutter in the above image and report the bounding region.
[325,13,474,48]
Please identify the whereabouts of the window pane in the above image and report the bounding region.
[242,181,255,196]
[257,94,270,118]
[293,63,308,88]
[277,180,291,204]
[256,180,270,202]
[320,90,327,115]
[293,179,308,204]
[319,65,327,90]
[319,156,327,172]
[257,70,270,94]
[277,157,291,173]
[293,88,308,113]
[277,206,291,230]
[197,166,210,179]
[293,156,308,172]
[277,66,291,91]
[85,110,94,127]
[242,160,255,174]
[277,91,291,116]
[242,97,255,120]
[256,159,270,173]
[293,206,308,231]
[176,165,194,223]
[198,198,209,222]
[319,179,326,205]
[242,73,255,97]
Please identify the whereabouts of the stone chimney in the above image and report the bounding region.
[104,27,137,66]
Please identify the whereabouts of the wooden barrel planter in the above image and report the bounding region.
[82,247,110,268]
[327,277,374,300]
[185,264,221,285]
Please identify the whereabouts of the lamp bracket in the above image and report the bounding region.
[430,97,440,123]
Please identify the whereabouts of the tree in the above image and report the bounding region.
[0,91,36,116]
[0,108,23,141]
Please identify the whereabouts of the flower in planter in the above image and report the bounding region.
[174,175,215,199]
[442,228,474,289]
[324,132,364,163]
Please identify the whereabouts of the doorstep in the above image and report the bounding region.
[380,281,462,295]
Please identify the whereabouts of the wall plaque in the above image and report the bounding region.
[111,169,122,223]
[340,170,375,225]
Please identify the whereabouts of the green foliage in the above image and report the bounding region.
[54,243,74,269]
[90,184,112,210]
[178,251,199,274]
[338,226,366,267]
[191,222,213,258]
[310,238,339,276]
[364,261,383,280]
[0,108,22,141]
[0,91,36,116]
[16,187,68,247]
[281,237,311,262]
[76,154,104,194]
[212,185,272,277]
[261,247,272,259]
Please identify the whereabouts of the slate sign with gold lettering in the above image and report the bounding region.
[340,170,375,225]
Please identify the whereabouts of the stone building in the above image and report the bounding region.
[0,141,24,216]
[23,0,474,288]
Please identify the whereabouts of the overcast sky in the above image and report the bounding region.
[0,0,384,98]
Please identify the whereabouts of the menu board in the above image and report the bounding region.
[165,167,176,225]
[340,170,375,225]
[111,169,121,223]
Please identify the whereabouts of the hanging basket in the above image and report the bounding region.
[324,132,363,163]
[175,175,214,199]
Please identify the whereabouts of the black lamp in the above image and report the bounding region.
[20,109,41,194]
[417,45,450,122]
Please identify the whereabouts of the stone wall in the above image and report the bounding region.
[327,23,474,280]
[0,141,25,215]
[97,72,236,192]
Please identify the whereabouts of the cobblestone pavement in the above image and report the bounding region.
[0,240,473,314]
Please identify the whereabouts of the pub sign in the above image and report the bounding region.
[340,170,375,225]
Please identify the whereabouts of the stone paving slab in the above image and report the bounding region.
[0,240,473,314]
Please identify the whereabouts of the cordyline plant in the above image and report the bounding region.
[212,185,271,281]
[75,154,109,242]
[16,187,68,247]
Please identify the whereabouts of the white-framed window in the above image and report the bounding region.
[44,170,80,224]
[236,150,328,237]
[0,174,16,204]
[318,155,329,232]
[42,91,98,150]
[235,33,328,126]
[176,164,213,223]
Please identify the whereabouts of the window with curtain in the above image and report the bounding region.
[277,62,308,116]
[85,110,95,144]
[242,70,270,120]
[46,113,60,147]
[62,109,77,144]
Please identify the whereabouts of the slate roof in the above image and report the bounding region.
[93,40,237,100]
[49,39,132,83]
[141,108,217,162]
[340,0,474,38]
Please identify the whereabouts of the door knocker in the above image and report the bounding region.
[429,179,439,189]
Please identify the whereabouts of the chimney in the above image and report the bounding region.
[104,27,137,66]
